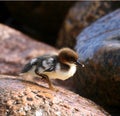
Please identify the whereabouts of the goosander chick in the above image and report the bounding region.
[20,48,84,90]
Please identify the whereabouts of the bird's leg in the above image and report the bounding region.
[35,68,40,76]
[35,69,56,91]
[42,74,55,90]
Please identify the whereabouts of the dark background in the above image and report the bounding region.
[0,1,75,46]
[0,1,119,47]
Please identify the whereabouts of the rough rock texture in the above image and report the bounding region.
[56,1,120,49]
[3,1,75,46]
[0,75,110,116]
[74,9,120,113]
[0,22,117,115]
[0,24,57,75]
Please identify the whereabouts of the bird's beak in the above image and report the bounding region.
[76,61,85,67]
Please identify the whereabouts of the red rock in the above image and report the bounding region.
[0,24,57,75]
[0,75,109,116]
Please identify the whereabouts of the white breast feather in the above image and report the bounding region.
[21,61,76,80]
[43,63,76,80]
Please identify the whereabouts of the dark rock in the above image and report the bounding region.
[74,9,120,113]
[3,1,75,46]
[0,24,57,75]
[56,1,120,49]
[0,75,110,116]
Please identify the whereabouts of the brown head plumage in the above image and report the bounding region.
[58,48,79,63]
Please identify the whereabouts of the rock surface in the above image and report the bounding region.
[74,9,120,108]
[0,24,57,75]
[0,75,109,116]
[56,1,120,49]
[0,21,117,115]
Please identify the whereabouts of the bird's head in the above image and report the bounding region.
[58,48,78,63]
[58,48,84,67]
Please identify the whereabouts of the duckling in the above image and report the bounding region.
[20,48,84,90]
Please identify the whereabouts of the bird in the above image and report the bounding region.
[20,48,84,90]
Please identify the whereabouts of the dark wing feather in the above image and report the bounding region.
[21,55,58,73]
[36,55,58,72]
[21,58,38,73]
[21,62,33,73]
